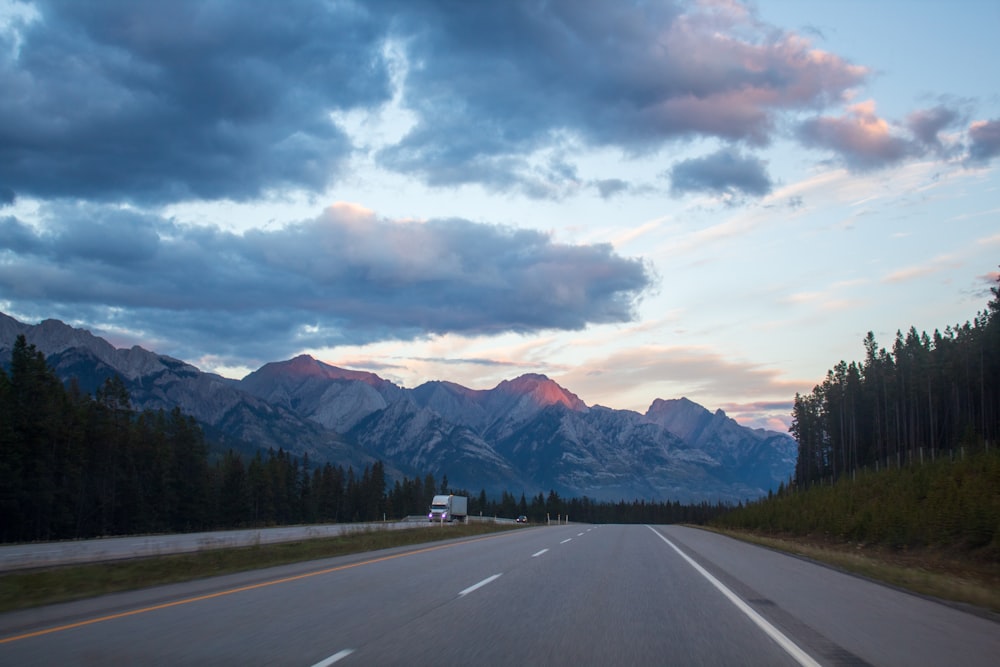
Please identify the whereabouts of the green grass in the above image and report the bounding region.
[0,522,520,613]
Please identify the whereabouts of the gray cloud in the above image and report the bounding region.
[595,179,629,199]
[906,105,960,151]
[669,149,772,198]
[0,0,391,204]
[0,216,42,254]
[0,203,652,362]
[0,1,870,202]
[967,118,1000,164]
[374,0,866,193]
[45,203,163,266]
[410,357,526,368]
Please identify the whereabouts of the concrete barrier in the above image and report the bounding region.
[0,521,436,572]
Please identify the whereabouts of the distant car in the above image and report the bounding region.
[516,515,528,523]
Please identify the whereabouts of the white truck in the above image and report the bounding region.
[428,494,468,523]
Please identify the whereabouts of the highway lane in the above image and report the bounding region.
[357,524,803,666]
[657,525,1000,667]
[1,524,997,666]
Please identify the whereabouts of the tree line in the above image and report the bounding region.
[457,487,728,525]
[791,270,1000,487]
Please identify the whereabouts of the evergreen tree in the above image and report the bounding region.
[792,270,1000,487]
[218,449,250,527]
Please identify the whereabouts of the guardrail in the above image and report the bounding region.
[0,521,430,572]
[0,514,551,572]
[405,515,519,525]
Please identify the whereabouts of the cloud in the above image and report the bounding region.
[669,149,772,198]
[881,253,962,284]
[798,100,917,171]
[976,271,1000,300]
[0,0,392,204]
[0,215,41,253]
[374,0,865,194]
[595,179,629,199]
[967,118,1000,164]
[719,401,795,432]
[407,356,527,369]
[556,343,805,415]
[0,201,653,363]
[906,105,961,154]
[0,1,870,202]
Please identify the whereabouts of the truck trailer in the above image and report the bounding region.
[428,494,468,523]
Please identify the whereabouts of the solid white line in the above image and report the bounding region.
[311,648,354,667]
[560,538,572,544]
[646,526,821,667]
[459,573,502,596]
[532,548,549,557]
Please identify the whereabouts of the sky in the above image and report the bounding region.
[1,0,998,432]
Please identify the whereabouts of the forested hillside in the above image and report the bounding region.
[715,448,1000,559]
[791,271,1000,487]
[715,270,1000,561]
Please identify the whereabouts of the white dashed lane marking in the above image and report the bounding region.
[459,573,502,597]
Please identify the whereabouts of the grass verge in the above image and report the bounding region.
[0,523,519,614]
[708,527,1000,615]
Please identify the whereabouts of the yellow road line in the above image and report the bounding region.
[1,532,505,645]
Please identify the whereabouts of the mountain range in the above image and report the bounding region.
[0,312,796,503]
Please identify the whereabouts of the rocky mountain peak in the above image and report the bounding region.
[244,354,389,388]
[0,312,27,342]
[0,315,194,381]
[645,397,715,441]
[411,380,486,404]
[31,318,116,358]
[493,373,588,411]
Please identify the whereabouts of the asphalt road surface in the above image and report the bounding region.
[1,524,997,666]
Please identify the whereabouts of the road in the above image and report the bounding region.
[1,524,997,666]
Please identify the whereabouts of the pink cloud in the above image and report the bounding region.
[719,401,795,432]
[798,100,917,171]
[645,16,868,145]
[555,344,809,420]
